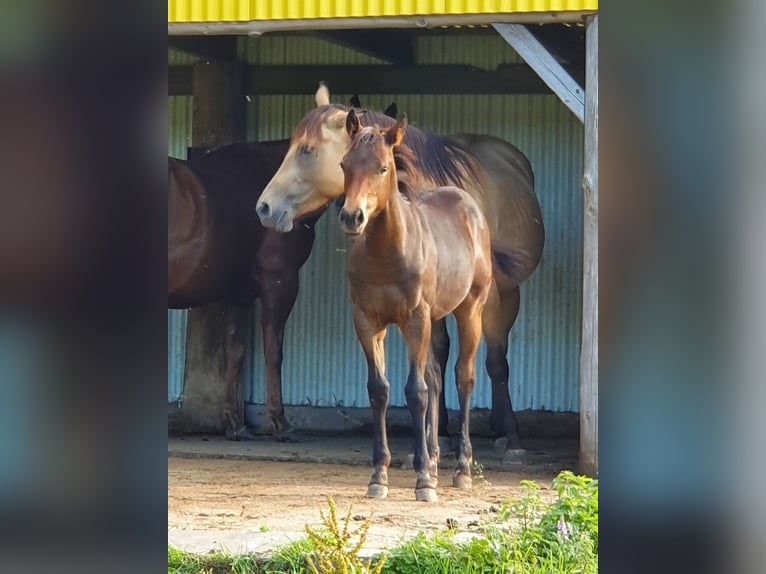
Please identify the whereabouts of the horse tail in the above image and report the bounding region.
[490,241,531,286]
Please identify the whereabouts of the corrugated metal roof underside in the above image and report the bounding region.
[169,0,598,23]
[243,95,582,413]
[168,310,188,402]
[239,33,523,66]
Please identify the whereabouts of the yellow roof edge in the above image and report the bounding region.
[169,1,598,25]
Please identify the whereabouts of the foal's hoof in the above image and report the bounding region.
[452,474,472,490]
[366,484,389,499]
[415,488,438,503]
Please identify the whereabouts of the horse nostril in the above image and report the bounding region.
[256,202,270,218]
[354,210,364,226]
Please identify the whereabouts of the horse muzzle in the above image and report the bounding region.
[338,207,366,236]
[256,200,294,233]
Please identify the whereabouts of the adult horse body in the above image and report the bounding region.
[340,113,494,501]
[169,140,323,440]
[256,86,544,457]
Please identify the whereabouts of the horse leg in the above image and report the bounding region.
[223,304,251,440]
[482,284,524,455]
[261,274,299,442]
[402,307,438,502]
[430,318,450,436]
[424,346,442,478]
[451,298,484,490]
[353,311,390,498]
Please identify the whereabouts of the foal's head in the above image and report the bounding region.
[338,109,408,236]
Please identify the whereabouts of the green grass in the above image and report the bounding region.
[169,471,598,574]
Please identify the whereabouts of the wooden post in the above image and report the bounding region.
[180,61,245,434]
[579,14,598,476]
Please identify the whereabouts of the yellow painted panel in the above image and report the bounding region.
[169,0,597,23]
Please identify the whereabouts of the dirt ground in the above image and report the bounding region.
[168,434,577,556]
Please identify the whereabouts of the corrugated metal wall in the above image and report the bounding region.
[168,33,583,413]
[168,95,192,403]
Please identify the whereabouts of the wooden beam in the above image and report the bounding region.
[492,23,585,122]
[168,36,239,61]
[579,14,598,477]
[180,61,245,434]
[167,64,584,96]
[314,30,414,65]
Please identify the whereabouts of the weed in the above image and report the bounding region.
[303,496,387,574]
[471,459,491,489]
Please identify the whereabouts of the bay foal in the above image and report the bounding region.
[339,110,493,502]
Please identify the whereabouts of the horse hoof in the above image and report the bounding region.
[366,484,389,499]
[504,448,527,461]
[227,426,256,441]
[452,474,472,490]
[401,453,415,470]
[275,430,299,443]
[502,449,528,468]
[493,437,508,453]
[415,488,438,503]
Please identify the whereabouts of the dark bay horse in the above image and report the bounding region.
[256,85,545,459]
[340,112,496,501]
[169,140,324,441]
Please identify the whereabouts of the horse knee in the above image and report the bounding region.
[405,380,428,415]
[485,347,509,382]
[367,377,389,406]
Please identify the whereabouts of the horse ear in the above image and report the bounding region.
[384,115,407,147]
[383,102,397,118]
[349,94,361,108]
[316,82,330,107]
[346,108,361,138]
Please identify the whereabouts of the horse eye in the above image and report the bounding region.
[298,145,313,156]
[380,166,388,175]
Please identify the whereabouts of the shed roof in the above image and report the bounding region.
[168,0,598,25]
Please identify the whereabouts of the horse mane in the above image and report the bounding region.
[297,105,478,191]
[357,110,478,190]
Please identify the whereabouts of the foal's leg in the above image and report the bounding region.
[451,298,484,489]
[353,311,390,498]
[430,318,451,436]
[260,273,300,442]
[482,283,524,455]
[402,308,438,502]
[424,346,442,478]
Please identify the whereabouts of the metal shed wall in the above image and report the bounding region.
[167,96,192,403]
[167,33,583,413]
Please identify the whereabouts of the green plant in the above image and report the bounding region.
[168,546,258,574]
[262,538,314,574]
[471,459,491,489]
[303,496,387,574]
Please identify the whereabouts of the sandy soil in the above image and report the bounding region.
[168,453,561,556]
